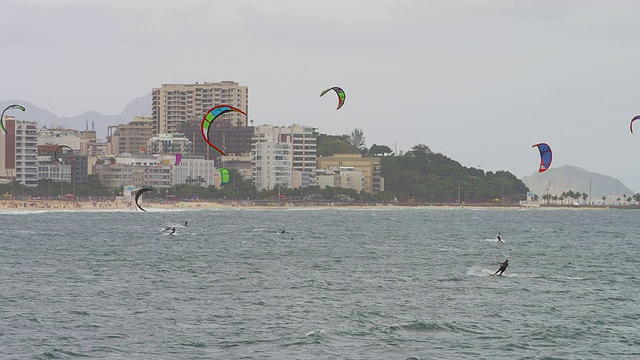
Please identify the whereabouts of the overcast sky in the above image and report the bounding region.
[3,0,640,190]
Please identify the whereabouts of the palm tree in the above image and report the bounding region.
[186,176,194,185]
[582,192,588,204]
[196,176,206,187]
[601,196,606,205]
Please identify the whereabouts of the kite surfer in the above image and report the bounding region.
[497,233,502,243]
[281,227,286,234]
[169,227,176,235]
[184,220,188,227]
[492,259,509,276]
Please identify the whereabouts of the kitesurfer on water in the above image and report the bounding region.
[281,227,286,234]
[497,233,502,243]
[170,227,176,235]
[493,259,508,276]
[185,220,188,227]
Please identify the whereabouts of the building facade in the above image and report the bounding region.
[0,116,17,180]
[316,154,384,194]
[37,128,81,150]
[15,120,39,187]
[251,124,317,190]
[152,81,248,135]
[107,116,156,155]
[177,120,253,160]
[148,133,192,154]
[171,156,217,187]
[93,162,171,189]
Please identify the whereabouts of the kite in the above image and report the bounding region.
[630,115,640,134]
[54,145,73,164]
[1,104,25,133]
[201,105,247,155]
[532,143,552,173]
[320,87,346,110]
[134,188,154,212]
[219,168,230,186]
[175,153,182,166]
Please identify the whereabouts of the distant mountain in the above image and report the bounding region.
[521,165,635,199]
[0,93,151,140]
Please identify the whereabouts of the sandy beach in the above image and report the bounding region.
[0,199,609,212]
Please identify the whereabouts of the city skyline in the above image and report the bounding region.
[3,1,640,190]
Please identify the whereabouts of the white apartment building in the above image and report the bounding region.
[251,124,316,190]
[15,120,39,187]
[94,154,171,189]
[37,128,81,150]
[38,163,71,183]
[148,133,192,154]
[152,81,248,134]
[171,156,217,187]
[314,167,364,192]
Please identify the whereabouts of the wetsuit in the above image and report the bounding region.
[493,260,508,276]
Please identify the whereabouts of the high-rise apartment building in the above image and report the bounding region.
[15,120,39,187]
[107,116,156,155]
[251,124,316,190]
[0,116,17,180]
[152,81,248,135]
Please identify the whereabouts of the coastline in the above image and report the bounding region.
[0,200,614,212]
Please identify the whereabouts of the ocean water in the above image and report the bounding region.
[1,208,639,359]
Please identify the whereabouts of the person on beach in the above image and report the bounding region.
[493,259,508,276]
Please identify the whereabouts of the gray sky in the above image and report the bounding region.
[3,0,640,190]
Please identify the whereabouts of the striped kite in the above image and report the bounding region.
[320,87,346,110]
[201,105,247,155]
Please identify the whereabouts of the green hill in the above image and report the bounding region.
[521,165,635,199]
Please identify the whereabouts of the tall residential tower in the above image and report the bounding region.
[152,81,248,135]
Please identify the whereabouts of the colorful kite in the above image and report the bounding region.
[630,115,640,134]
[219,168,230,186]
[201,105,247,155]
[54,145,73,164]
[1,104,25,133]
[532,143,552,173]
[175,153,182,166]
[320,87,346,110]
[134,188,154,212]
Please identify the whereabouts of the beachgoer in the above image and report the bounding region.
[493,259,509,276]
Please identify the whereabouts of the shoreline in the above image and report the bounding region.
[0,200,619,212]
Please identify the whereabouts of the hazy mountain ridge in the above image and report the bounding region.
[521,165,635,199]
[0,93,151,140]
